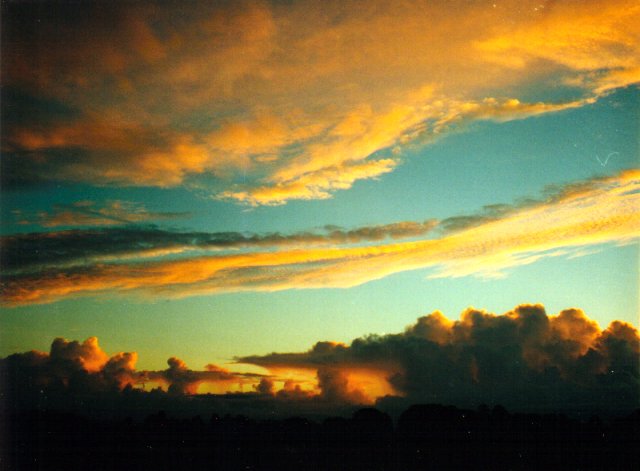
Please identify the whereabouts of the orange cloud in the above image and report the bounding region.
[223,158,398,205]
[1,220,439,277]
[475,1,640,77]
[3,1,638,200]
[1,171,638,305]
[50,336,109,373]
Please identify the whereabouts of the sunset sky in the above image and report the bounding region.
[1,0,638,408]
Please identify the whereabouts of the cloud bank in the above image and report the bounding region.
[1,170,638,306]
[2,0,639,203]
[0,336,261,399]
[2,305,638,413]
[239,304,640,411]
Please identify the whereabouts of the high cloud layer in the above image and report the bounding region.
[2,0,639,203]
[11,200,188,228]
[1,305,638,413]
[1,170,638,305]
[1,220,438,275]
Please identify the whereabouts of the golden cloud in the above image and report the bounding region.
[2,171,638,305]
[3,1,638,201]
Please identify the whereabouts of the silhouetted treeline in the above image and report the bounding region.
[3,404,639,470]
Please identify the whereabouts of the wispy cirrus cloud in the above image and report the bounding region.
[12,200,188,228]
[1,170,638,306]
[2,1,638,202]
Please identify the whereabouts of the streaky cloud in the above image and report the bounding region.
[1,170,638,305]
[12,200,188,228]
[0,220,438,275]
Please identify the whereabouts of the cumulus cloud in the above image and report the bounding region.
[239,304,640,411]
[0,337,139,397]
[1,305,637,413]
[49,336,109,373]
[2,0,638,201]
[316,367,368,404]
[255,378,275,395]
[145,357,242,395]
[0,336,262,402]
[1,170,637,306]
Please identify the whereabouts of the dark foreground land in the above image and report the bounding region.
[2,404,639,470]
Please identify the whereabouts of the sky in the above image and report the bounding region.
[1,0,639,412]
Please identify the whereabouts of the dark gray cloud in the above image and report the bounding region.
[0,220,437,275]
[12,200,189,228]
[316,367,368,404]
[0,336,260,403]
[1,170,610,275]
[239,304,640,412]
[439,203,513,232]
[145,357,260,395]
[1,305,638,418]
[437,173,622,234]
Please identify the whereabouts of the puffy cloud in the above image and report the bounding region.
[240,304,640,411]
[316,367,368,404]
[2,0,638,201]
[1,170,638,305]
[0,336,263,402]
[406,311,453,345]
[2,305,637,414]
[255,378,275,395]
[102,352,139,389]
[49,337,109,373]
[0,337,137,399]
[146,357,240,395]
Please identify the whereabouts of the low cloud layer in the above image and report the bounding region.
[0,336,262,400]
[2,0,638,203]
[1,170,638,306]
[239,304,639,411]
[1,305,637,414]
